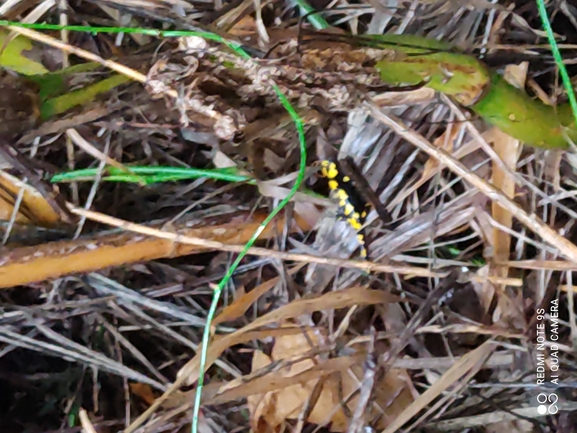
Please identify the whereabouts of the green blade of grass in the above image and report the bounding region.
[190,84,307,433]
[536,0,577,130]
[51,165,325,203]
[51,166,254,184]
[0,28,49,74]
[41,74,131,119]
[0,21,251,58]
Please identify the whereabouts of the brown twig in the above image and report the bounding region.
[68,205,447,279]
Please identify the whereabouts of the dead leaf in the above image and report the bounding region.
[246,329,416,432]
[382,341,497,433]
[388,127,503,210]
[229,15,258,36]
[212,354,361,406]
[213,264,304,326]
[247,351,277,431]
[130,383,156,405]
[177,286,400,386]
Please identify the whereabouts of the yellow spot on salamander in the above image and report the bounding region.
[328,180,339,190]
[343,176,351,182]
[343,203,355,216]
[361,210,367,218]
[349,217,362,230]
[321,161,338,179]
[335,189,349,202]
[320,161,331,178]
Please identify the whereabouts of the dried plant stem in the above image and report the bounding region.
[68,206,446,279]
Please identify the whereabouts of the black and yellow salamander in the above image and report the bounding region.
[319,160,370,258]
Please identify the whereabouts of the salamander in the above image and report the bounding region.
[319,160,369,258]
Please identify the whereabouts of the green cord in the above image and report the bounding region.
[0,20,250,59]
[190,83,306,433]
[536,0,577,129]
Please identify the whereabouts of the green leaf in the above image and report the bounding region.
[0,29,48,75]
[371,34,490,107]
[29,62,102,100]
[40,73,131,119]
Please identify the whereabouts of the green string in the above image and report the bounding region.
[0,21,251,58]
[0,20,308,433]
[191,84,306,433]
[536,0,577,128]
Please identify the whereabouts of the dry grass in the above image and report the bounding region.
[1,0,577,432]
